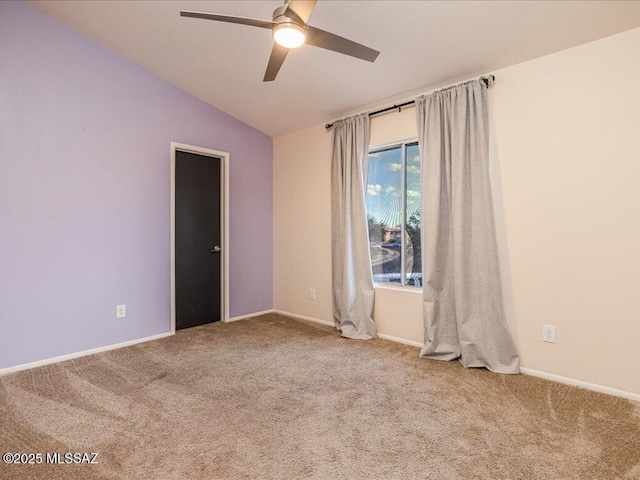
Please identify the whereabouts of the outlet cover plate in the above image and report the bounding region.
[543,324,556,343]
[116,304,126,319]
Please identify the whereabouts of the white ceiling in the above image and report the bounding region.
[29,1,640,137]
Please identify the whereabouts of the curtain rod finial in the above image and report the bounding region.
[482,74,496,88]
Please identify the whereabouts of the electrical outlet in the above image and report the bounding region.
[542,324,556,343]
[116,304,126,319]
[309,288,316,300]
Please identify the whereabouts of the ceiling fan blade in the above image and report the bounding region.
[263,43,290,82]
[180,10,275,29]
[284,0,317,25]
[306,26,380,62]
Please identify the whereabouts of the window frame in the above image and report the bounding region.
[367,138,421,290]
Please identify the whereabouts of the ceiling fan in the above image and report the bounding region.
[180,0,380,82]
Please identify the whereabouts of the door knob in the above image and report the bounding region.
[210,246,221,254]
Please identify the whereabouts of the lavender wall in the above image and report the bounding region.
[0,2,273,369]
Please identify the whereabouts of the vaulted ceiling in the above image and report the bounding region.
[29,1,640,137]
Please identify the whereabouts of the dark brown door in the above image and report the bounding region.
[175,150,221,330]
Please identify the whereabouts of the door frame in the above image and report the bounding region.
[170,142,230,333]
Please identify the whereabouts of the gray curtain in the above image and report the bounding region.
[331,114,377,340]
[416,80,519,374]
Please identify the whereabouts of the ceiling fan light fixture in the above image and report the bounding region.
[273,23,306,48]
[181,1,380,82]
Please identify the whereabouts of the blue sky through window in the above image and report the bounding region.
[366,143,420,226]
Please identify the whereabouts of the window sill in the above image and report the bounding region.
[374,283,423,294]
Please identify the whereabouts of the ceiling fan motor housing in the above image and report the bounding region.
[272,5,306,28]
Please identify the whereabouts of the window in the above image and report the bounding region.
[366,141,421,287]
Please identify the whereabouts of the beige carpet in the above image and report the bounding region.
[1,313,639,480]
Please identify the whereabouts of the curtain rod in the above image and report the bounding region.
[325,75,495,130]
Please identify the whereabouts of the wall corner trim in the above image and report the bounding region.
[0,332,173,377]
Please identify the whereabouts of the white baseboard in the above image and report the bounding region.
[0,331,173,377]
[274,309,423,348]
[520,367,640,403]
[272,309,336,327]
[272,310,640,403]
[1,309,276,375]
[377,333,423,348]
[226,309,275,323]
[8,311,636,402]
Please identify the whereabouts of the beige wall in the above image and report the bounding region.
[273,27,640,396]
[273,123,333,322]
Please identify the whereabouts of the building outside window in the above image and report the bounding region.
[366,141,422,287]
